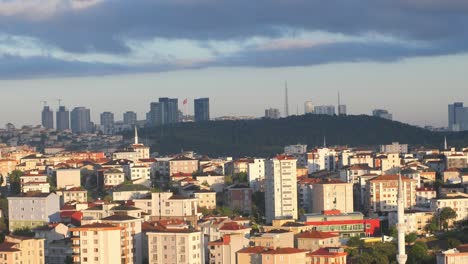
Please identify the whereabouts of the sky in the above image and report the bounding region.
[0,0,467,127]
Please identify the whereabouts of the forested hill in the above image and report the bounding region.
[127,114,468,157]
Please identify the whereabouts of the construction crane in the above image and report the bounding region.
[57,98,62,107]
[40,101,47,107]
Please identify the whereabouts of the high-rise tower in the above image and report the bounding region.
[396,174,408,264]
[41,105,54,129]
[56,106,70,131]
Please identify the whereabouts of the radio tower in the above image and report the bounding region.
[284,82,289,117]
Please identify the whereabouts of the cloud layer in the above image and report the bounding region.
[1,0,468,78]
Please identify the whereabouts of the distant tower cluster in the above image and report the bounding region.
[147,97,179,126]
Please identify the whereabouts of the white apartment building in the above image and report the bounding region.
[20,171,50,193]
[70,223,122,264]
[133,192,199,225]
[247,158,265,188]
[146,220,204,264]
[265,155,298,223]
[103,168,125,187]
[312,180,354,214]
[307,148,337,173]
[101,215,144,264]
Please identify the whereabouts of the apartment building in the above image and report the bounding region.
[56,169,81,189]
[133,192,198,225]
[70,223,122,264]
[101,215,143,264]
[208,233,248,264]
[193,190,216,210]
[225,184,252,215]
[365,174,417,213]
[237,247,308,264]
[388,210,433,235]
[297,231,341,252]
[0,235,45,264]
[7,192,60,231]
[19,171,50,193]
[145,220,204,264]
[312,179,353,214]
[250,230,294,249]
[265,155,298,223]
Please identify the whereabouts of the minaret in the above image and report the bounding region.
[323,136,327,148]
[396,173,407,264]
[284,82,289,117]
[444,136,448,150]
[134,126,139,145]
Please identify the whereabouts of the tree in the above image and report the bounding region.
[447,238,461,248]
[388,225,398,239]
[12,227,35,237]
[405,232,418,244]
[408,241,429,264]
[8,170,23,194]
[426,216,439,233]
[439,207,457,230]
[347,236,364,248]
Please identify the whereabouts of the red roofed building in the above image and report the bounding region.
[208,233,249,264]
[306,247,347,264]
[237,247,308,264]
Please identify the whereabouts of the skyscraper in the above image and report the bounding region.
[56,106,70,132]
[448,102,468,131]
[147,98,179,126]
[338,105,347,115]
[41,106,54,129]
[304,100,314,114]
[194,98,210,122]
[265,155,298,224]
[123,111,137,125]
[100,112,114,134]
[70,107,92,134]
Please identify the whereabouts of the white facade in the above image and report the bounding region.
[147,228,203,264]
[307,148,337,173]
[265,156,298,223]
[314,105,335,115]
[247,159,265,187]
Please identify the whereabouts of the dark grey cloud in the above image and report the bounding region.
[1,0,468,77]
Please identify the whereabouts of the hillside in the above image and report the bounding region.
[127,114,468,157]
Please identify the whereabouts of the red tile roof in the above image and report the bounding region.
[308,247,347,257]
[262,247,309,255]
[237,246,267,254]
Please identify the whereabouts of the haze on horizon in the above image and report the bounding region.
[0,0,467,128]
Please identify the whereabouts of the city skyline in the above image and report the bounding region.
[1,56,467,128]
